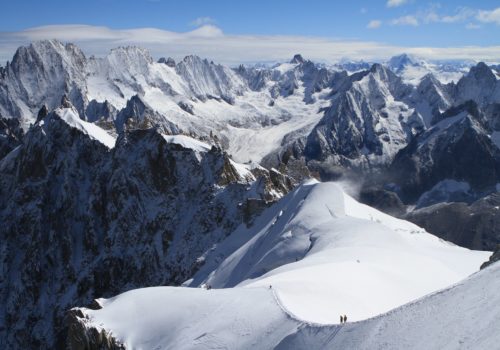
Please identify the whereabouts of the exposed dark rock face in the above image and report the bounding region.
[85,100,117,124]
[454,62,500,107]
[0,116,24,160]
[290,54,305,64]
[389,102,500,203]
[481,245,500,269]
[237,56,336,103]
[67,309,125,350]
[0,108,291,349]
[303,64,415,168]
[115,95,180,134]
[61,94,73,108]
[408,73,452,127]
[0,40,88,122]
[405,193,500,250]
[177,101,194,115]
[359,187,406,217]
[3,41,500,347]
[158,57,176,67]
[36,105,49,122]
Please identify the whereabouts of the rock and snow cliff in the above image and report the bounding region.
[0,103,292,348]
[1,40,495,171]
[2,40,500,349]
[67,181,491,349]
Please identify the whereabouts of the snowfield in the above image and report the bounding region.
[76,181,492,349]
[50,107,117,149]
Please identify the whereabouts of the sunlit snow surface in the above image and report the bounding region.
[87,55,330,163]
[162,134,211,153]
[79,181,490,349]
[52,107,116,148]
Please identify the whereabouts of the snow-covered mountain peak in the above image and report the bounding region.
[186,180,487,324]
[162,134,212,154]
[175,54,246,100]
[9,39,87,73]
[386,54,469,86]
[13,39,81,60]
[158,56,176,67]
[70,256,500,349]
[387,53,425,72]
[290,54,305,64]
[367,63,401,84]
[455,62,500,107]
[410,72,453,127]
[0,39,498,172]
[419,72,439,85]
[464,61,497,84]
[0,40,88,127]
[42,107,116,148]
[107,45,154,65]
[303,61,416,167]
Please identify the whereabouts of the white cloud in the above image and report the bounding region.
[367,20,382,29]
[387,0,408,8]
[465,23,481,30]
[477,7,500,25]
[1,24,500,65]
[392,6,476,26]
[391,15,419,26]
[440,7,476,23]
[190,17,216,27]
[412,6,500,26]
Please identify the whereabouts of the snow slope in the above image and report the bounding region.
[74,181,491,349]
[47,107,116,148]
[387,53,471,85]
[276,261,500,350]
[81,287,298,350]
[87,53,333,164]
[1,41,331,164]
[2,41,498,168]
[77,261,500,350]
[190,180,488,323]
[162,134,211,153]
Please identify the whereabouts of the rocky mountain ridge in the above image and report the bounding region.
[0,101,292,348]
[2,40,500,348]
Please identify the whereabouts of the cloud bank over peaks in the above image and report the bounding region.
[1,24,500,66]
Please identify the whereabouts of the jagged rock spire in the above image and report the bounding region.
[290,54,305,64]
[61,94,73,108]
[36,105,48,122]
[158,57,176,67]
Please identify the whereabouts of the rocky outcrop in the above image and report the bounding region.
[303,64,415,169]
[389,102,500,203]
[158,57,176,67]
[405,193,500,250]
[115,95,180,134]
[454,62,500,107]
[66,309,125,350]
[176,55,246,102]
[85,100,117,124]
[359,187,406,217]
[0,116,24,160]
[0,107,291,349]
[0,40,88,124]
[481,245,500,269]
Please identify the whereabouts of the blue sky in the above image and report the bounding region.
[0,0,499,64]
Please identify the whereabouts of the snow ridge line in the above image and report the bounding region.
[269,267,486,331]
[270,287,341,329]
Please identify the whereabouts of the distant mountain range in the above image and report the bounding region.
[1,40,500,349]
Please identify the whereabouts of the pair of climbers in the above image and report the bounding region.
[340,314,348,324]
